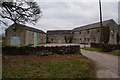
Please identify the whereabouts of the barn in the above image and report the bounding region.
[47,30,73,43]
[73,19,119,44]
[5,23,46,46]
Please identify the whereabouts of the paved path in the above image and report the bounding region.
[81,49,119,78]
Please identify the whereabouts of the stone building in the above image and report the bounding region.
[73,19,119,44]
[47,30,73,43]
[5,23,46,46]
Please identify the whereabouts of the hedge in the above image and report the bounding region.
[91,43,120,52]
[2,45,81,55]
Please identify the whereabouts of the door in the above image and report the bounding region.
[10,37,20,46]
[34,32,37,46]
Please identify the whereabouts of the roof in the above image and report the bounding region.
[47,30,72,35]
[73,19,115,31]
[9,23,46,34]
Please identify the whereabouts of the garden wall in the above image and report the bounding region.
[91,43,120,52]
[2,45,80,55]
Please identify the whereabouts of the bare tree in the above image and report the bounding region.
[0,2,42,25]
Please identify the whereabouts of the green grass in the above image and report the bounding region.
[3,54,96,78]
[81,47,120,56]
[104,51,120,56]
[81,47,102,52]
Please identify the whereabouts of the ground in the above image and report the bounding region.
[2,54,95,78]
[82,47,120,56]
[81,49,119,78]
[2,43,119,78]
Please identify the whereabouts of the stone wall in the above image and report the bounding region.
[2,45,80,55]
[73,28,100,44]
[108,20,118,44]
[73,21,119,44]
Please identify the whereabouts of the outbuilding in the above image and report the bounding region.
[5,23,46,46]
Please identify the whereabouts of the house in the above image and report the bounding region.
[5,23,46,46]
[47,30,73,43]
[73,19,119,44]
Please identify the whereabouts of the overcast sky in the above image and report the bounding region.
[0,1,119,33]
[34,2,118,32]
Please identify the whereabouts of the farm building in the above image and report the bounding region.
[5,19,120,46]
[5,23,46,46]
[73,19,119,44]
[47,30,73,43]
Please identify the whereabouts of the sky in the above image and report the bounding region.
[0,1,119,33]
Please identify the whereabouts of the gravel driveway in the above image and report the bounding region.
[81,49,119,78]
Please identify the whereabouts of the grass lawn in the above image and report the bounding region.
[3,54,96,78]
[81,47,102,52]
[81,47,120,56]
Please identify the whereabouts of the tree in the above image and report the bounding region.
[64,36,68,43]
[116,32,119,44]
[64,36,73,43]
[68,36,73,43]
[0,2,42,25]
[102,26,110,44]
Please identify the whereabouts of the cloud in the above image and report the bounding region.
[0,2,118,33]
[34,2,118,32]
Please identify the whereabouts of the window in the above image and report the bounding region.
[79,31,81,34]
[13,26,16,32]
[87,30,89,34]
[111,30,114,33]
[87,38,90,41]
[111,30,114,36]
[97,29,100,33]
[80,39,82,43]
[51,39,53,41]
[84,38,86,41]
[93,38,96,41]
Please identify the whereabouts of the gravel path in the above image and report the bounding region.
[81,49,119,78]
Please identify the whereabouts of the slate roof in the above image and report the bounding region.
[9,23,46,34]
[73,19,115,31]
[47,30,72,35]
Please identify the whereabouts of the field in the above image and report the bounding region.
[2,54,96,78]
